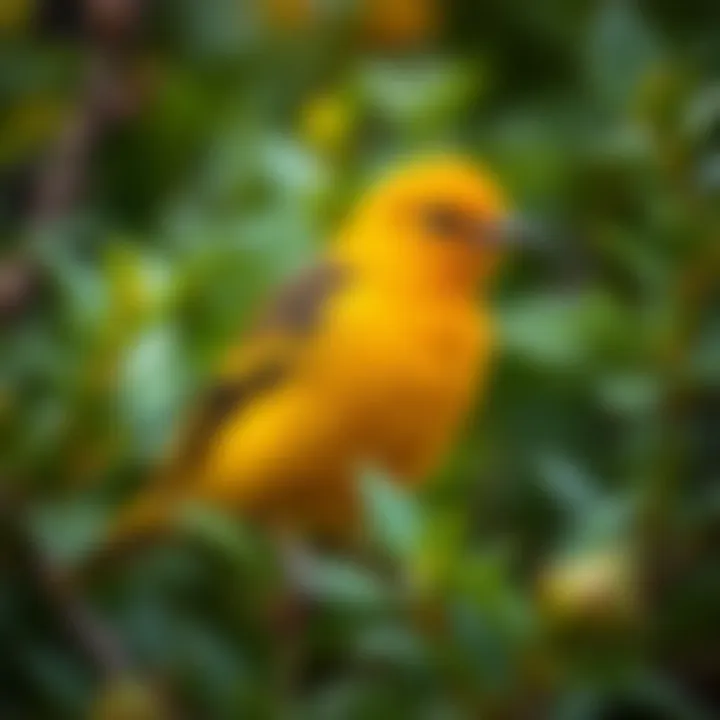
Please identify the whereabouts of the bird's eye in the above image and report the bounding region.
[421,204,469,239]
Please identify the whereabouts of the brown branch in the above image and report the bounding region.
[32,68,131,225]
[0,0,146,322]
[0,258,40,324]
[32,0,145,224]
[0,0,149,688]
[0,485,129,677]
[0,486,187,718]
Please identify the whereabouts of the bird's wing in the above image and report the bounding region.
[165,260,350,478]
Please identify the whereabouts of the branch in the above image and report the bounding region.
[0,486,130,677]
[0,0,146,322]
[32,0,145,222]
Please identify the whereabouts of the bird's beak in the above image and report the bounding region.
[478,214,543,249]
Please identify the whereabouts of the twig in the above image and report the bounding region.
[0,258,40,324]
[1,488,189,718]
[32,0,144,224]
[0,0,147,690]
[0,486,129,677]
[0,0,146,321]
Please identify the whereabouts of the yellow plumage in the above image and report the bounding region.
[110,156,513,544]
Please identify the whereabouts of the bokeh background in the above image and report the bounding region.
[1,0,719,717]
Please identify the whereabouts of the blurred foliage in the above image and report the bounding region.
[1,0,719,718]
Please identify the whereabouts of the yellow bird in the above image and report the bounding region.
[109,155,523,548]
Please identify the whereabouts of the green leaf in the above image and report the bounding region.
[500,295,586,369]
[297,555,390,607]
[31,501,110,565]
[536,453,601,516]
[359,58,479,132]
[353,623,429,669]
[586,0,662,112]
[177,503,266,571]
[118,324,189,460]
[596,372,662,416]
[361,468,424,563]
[553,687,603,720]
[683,85,720,145]
[626,670,714,720]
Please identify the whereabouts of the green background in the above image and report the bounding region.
[1,0,719,717]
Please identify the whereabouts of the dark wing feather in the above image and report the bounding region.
[168,261,349,474]
[252,261,349,335]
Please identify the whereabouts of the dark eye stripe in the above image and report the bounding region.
[422,204,471,239]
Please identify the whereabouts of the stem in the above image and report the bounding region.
[0,486,129,678]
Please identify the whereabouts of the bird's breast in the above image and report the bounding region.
[319,290,490,480]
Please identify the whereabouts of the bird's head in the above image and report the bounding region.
[337,155,526,296]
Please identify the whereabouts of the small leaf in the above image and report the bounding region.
[683,84,720,144]
[596,372,662,416]
[31,502,110,565]
[361,468,424,562]
[536,453,601,516]
[353,623,428,669]
[359,58,479,131]
[119,325,188,460]
[500,296,585,369]
[695,153,720,197]
[177,503,264,570]
[298,555,390,606]
[586,0,661,112]
[625,669,714,720]
[553,687,603,720]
